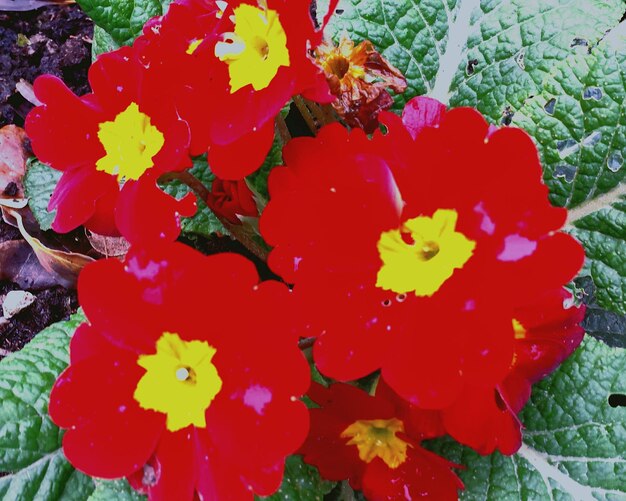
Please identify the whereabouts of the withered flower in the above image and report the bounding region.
[316,35,407,133]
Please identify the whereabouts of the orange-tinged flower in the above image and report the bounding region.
[316,36,407,133]
[300,382,463,500]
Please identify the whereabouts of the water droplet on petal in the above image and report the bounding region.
[583,87,603,101]
[381,299,392,307]
[582,130,602,147]
[554,164,577,183]
[557,139,580,159]
[396,293,407,303]
[608,151,624,172]
[544,98,556,115]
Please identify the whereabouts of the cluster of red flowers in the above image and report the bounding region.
[26,1,585,500]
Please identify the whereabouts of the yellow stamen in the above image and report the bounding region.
[376,209,476,297]
[215,3,289,92]
[95,102,164,181]
[341,418,409,469]
[134,332,222,432]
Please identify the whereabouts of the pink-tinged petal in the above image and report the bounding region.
[401,96,447,139]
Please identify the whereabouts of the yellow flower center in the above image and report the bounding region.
[95,102,164,181]
[341,418,409,469]
[317,36,367,82]
[215,3,290,93]
[376,209,476,297]
[133,332,222,432]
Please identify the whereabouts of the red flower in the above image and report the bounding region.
[25,46,193,239]
[198,0,334,179]
[260,97,585,454]
[300,382,463,500]
[437,289,585,455]
[49,242,309,500]
[207,177,259,224]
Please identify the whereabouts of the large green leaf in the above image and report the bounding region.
[0,312,94,501]
[88,480,145,501]
[449,0,623,123]
[92,25,121,58]
[513,30,626,209]
[77,0,167,46]
[429,336,626,500]
[569,196,626,316]
[324,0,624,120]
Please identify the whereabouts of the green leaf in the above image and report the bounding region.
[88,480,145,501]
[77,0,165,46]
[324,0,624,120]
[92,25,121,58]
[513,31,626,208]
[247,131,284,203]
[161,156,227,238]
[569,196,626,316]
[428,336,626,500]
[0,312,94,501]
[23,159,62,232]
[449,0,623,123]
[259,455,335,501]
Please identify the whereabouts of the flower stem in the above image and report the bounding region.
[275,114,291,144]
[293,95,319,134]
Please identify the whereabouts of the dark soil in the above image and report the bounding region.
[0,5,93,127]
[0,4,91,356]
[0,282,77,354]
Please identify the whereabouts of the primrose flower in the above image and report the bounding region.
[300,382,463,500]
[25,46,193,238]
[200,0,335,179]
[49,243,309,500]
[260,96,585,454]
